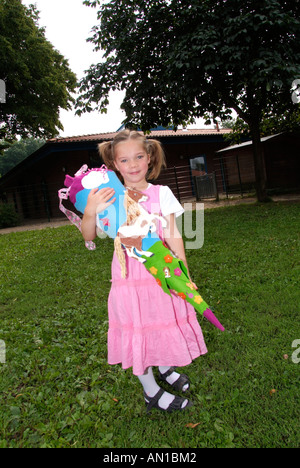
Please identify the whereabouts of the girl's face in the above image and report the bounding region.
[113,139,150,189]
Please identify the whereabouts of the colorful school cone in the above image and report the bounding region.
[58,165,225,331]
[140,240,225,331]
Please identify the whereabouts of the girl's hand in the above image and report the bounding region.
[186,272,198,290]
[85,187,116,217]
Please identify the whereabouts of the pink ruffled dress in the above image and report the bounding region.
[107,184,208,376]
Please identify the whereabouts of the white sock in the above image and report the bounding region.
[158,366,189,392]
[138,367,160,397]
[138,367,188,410]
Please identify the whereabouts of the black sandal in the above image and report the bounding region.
[144,388,192,413]
[158,367,190,393]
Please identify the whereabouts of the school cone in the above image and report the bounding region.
[141,240,225,332]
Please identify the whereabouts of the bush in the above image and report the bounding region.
[0,203,21,228]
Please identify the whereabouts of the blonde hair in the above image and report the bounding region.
[98,130,166,180]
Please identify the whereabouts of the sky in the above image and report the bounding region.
[22,0,126,137]
[22,0,209,137]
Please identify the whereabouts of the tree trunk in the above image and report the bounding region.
[249,122,269,202]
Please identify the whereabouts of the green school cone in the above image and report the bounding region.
[142,241,225,332]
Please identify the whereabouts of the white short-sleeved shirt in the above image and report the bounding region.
[147,184,184,218]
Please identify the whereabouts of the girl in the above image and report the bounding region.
[81,130,207,413]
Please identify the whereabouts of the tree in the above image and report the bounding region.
[0,0,77,140]
[222,108,300,145]
[0,137,45,176]
[76,0,300,202]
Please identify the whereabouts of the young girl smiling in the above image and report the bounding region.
[81,130,207,413]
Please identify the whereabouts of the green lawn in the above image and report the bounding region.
[0,202,299,448]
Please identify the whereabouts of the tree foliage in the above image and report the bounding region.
[223,109,300,145]
[77,0,300,200]
[0,0,77,140]
[0,138,45,177]
[77,0,300,128]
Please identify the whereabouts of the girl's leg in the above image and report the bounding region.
[138,367,189,411]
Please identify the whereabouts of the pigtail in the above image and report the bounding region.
[98,141,115,170]
[146,139,167,180]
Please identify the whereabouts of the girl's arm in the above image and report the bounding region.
[163,213,197,288]
[81,187,115,241]
[81,211,97,241]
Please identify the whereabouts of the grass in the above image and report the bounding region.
[0,201,299,448]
